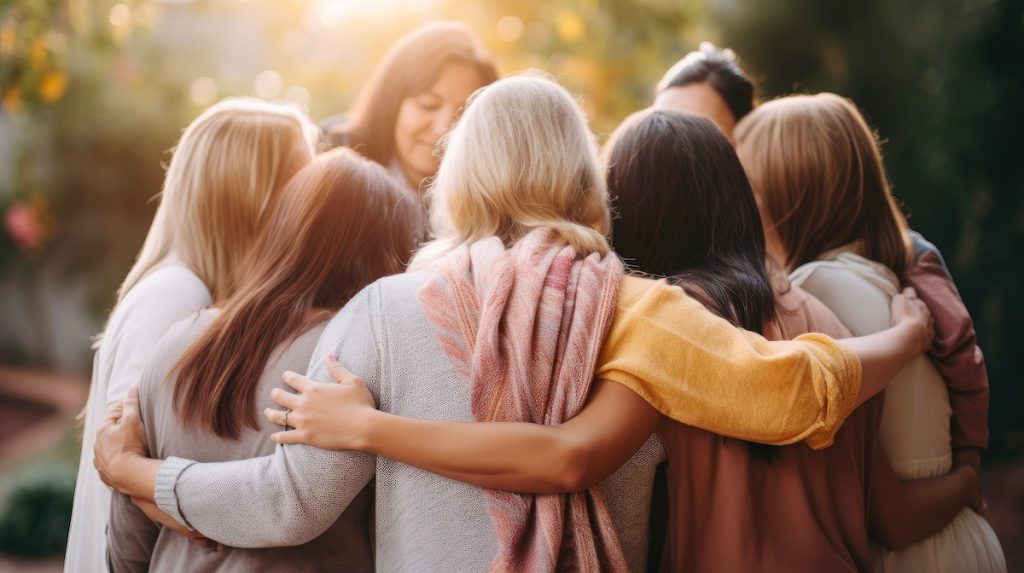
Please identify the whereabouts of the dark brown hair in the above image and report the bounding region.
[656,42,756,122]
[330,21,498,166]
[606,108,775,333]
[735,93,911,275]
[172,148,418,439]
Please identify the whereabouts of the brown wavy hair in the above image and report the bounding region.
[735,93,911,275]
[329,21,498,166]
[172,148,419,439]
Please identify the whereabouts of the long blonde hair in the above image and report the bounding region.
[411,74,609,269]
[735,92,911,275]
[117,98,318,304]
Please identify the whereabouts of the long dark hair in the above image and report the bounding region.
[656,42,756,123]
[606,108,775,334]
[607,109,778,460]
[328,21,498,166]
[172,149,418,439]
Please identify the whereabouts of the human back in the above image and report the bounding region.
[605,108,883,572]
[66,98,317,573]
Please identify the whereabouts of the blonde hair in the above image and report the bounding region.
[411,74,610,269]
[117,98,318,304]
[735,92,911,275]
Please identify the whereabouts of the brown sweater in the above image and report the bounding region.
[656,285,884,573]
[106,310,373,573]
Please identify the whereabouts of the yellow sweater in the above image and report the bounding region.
[597,276,862,450]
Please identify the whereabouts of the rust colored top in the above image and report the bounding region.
[903,232,989,463]
[657,284,884,573]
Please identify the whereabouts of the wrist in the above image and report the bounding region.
[894,320,927,356]
[119,453,163,502]
[351,408,387,453]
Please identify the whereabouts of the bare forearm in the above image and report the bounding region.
[871,448,974,550]
[356,380,659,493]
[109,455,162,503]
[362,412,584,493]
[841,322,921,407]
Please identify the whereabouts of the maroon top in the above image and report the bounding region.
[657,285,884,573]
[903,234,989,463]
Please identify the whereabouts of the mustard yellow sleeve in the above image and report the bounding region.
[596,276,861,449]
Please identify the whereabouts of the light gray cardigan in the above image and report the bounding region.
[109,311,373,572]
[155,271,664,572]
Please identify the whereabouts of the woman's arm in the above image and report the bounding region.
[268,360,660,493]
[596,277,932,449]
[869,445,982,550]
[264,285,930,496]
[95,285,382,548]
[904,246,989,470]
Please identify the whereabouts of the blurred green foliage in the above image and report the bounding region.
[0,0,1020,455]
[0,467,75,556]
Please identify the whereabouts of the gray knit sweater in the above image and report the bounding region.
[155,271,664,572]
[109,311,374,573]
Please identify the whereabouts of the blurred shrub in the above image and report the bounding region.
[0,468,75,556]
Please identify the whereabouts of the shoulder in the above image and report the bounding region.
[318,272,432,349]
[616,275,691,311]
[790,254,897,296]
[772,285,852,339]
[141,312,214,381]
[124,264,211,309]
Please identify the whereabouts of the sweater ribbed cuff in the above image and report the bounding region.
[155,456,197,530]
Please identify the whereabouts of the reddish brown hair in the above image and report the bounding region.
[172,148,418,439]
[735,93,911,275]
[331,21,498,166]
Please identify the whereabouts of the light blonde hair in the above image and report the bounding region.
[117,98,318,305]
[411,74,609,269]
[735,92,911,275]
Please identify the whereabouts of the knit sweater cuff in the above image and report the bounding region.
[155,456,198,529]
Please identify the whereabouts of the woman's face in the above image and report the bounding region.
[654,82,737,142]
[393,62,485,189]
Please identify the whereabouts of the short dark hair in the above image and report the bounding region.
[656,42,756,122]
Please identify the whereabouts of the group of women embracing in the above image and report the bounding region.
[65,21,1005,573]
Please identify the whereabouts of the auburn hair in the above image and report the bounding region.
[328,21,498,167]
[172,148,418,439]
[735,93,911,275]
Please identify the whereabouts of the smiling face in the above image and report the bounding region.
[393,62,485,190]
[654,82,738,142]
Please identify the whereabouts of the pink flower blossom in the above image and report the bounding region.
[6,201,45,251]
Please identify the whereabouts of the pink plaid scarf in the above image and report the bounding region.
[417,228,628,572]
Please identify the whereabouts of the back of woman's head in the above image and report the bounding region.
[342,21,498,164]
[606,108,774,333]
[735,93,910,275]
[173,148,419,439]
[118,98,318,303]
[412,74,610,268]
[656,42,756,122]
